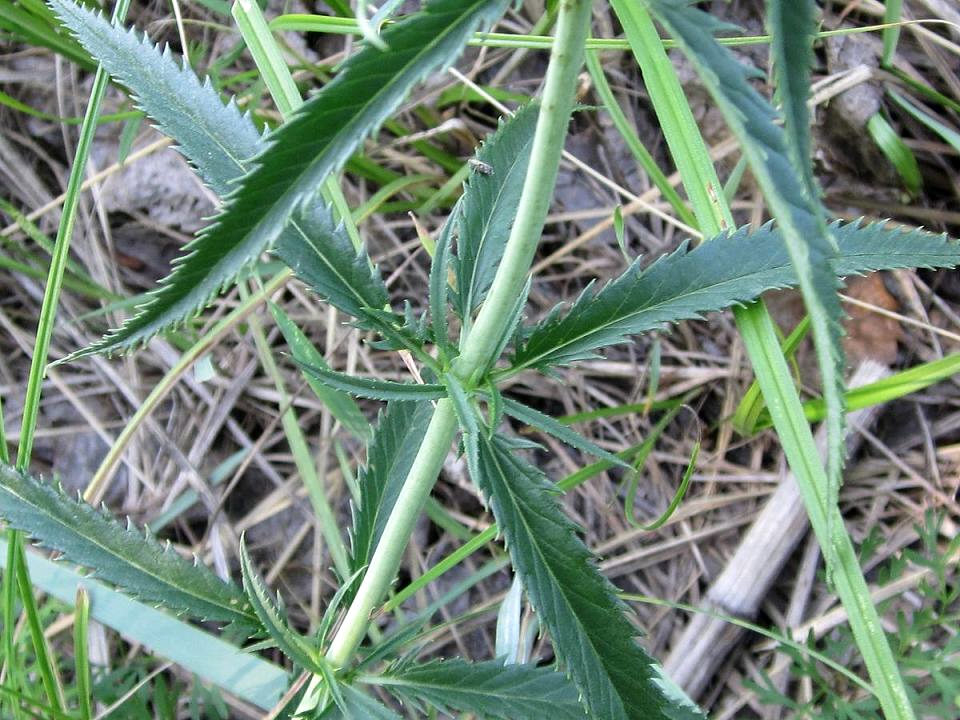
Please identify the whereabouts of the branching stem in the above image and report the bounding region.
[316,0,594,697]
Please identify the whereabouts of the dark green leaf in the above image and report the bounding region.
[239,537,323,673]
[0,463,255,628]
[296,362,446,401]
[501,396,631,469]
[473,435,704,720]
[47,0,390,358]
[367,658,584,719]
[349,402,435,582]
[513,220,959,371]
[429,204,456,358]
[317,683,402,720]
[270,302,371,441]
[455,103,539,321]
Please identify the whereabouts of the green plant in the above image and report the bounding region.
[1,0,958,717]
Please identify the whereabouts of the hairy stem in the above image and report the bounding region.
[316,0,594,691]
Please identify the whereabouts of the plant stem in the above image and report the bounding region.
[318,0,594,690]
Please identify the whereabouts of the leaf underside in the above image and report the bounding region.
[513,219,959,372]
[348,402,434,586]
[0,463,255,629]
[473,434,703,720]
[51,0,509,357]
[369,658,585,720]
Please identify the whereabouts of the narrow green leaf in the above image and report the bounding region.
[501,395,631,469]
[512,219,959,371]
[455,103,539,322]
[429,204,456,358]
[0,463,256,628]
[239,537,323,673]
[867,112,922,195]
[473,434,704,720]
[270,302,372,441]
[317,683,402,719]
[73,586,92,720]
[366,659,584,719]
[348,402,434,583]
[445,373,481,483]
[296,362,447,401]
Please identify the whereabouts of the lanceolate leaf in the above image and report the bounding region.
[47,0,394,359]
[349,402,435,582]
[366,659,585,720]
[296,362,447,401]
[0,464,255,628]
[473,435,703,720]
[501,396,631,469]
[239,538,323,673]
[512,220,959,371]
[455,104,540,322]
[317,684,402,720]
[645,0,846,537]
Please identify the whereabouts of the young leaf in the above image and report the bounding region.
[0,463,255,629]
[46,0,391,358]
[429,205,456,359]
[270,302,371,441]
[366,658,585,720]
[454,104,540,322]
[647,0,846,546]
[501,395,631,470]
[512,219,959,371]
[349,402,435,582]
[239,537,324,673]
[71,0,509,356]
[445,373,481,484]
[295,362,447,401]
[473,434,705,720]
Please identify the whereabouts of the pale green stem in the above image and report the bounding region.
[303,0,594,706]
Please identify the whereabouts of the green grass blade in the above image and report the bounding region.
[73,587,92,720]
[474,433,705,720]
[3,538,288,709]
[0,464,257,629]
[867,112,922,195]
[14,548,65,712]
[365,659,584,719]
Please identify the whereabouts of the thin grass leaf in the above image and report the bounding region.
[68,0,508,356]
[239,537,324,673]
[73,586,92,720]
[455,103,539,322]
[648,0,847,559]
[349,402,435,583]
[512,219,958,372]
[296,362,446,401]
[473,433,705,720]
[0,463,256,628]
[501,396,631,469]
[366,658,584,719]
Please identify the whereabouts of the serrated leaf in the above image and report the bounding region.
[501,395,631,469]
[455,104,540,321]
[445,373,481,484]
[366,658,584,720]
[317,683,402,720]
[296,362,446,401]
[646,0,846,545]
[429,203,456,359]
[68,0,508,356]
[513,219,960,371]
[473,435,704,720]
[0,463,255,628]
[349,402,435,582]
[239,536,323,673]
[47,0,393,359]
[270,302,371,441]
